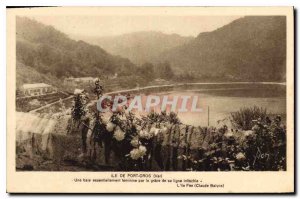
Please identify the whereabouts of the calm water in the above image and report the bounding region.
[144,83,286,127]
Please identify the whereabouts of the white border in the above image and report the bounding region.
[1,1,298,198]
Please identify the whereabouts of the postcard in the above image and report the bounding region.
[7,6,294,193]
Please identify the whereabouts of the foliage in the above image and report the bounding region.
[158,16,286,82]
[97,110,286,171]
[156,62,174,80]
[141,111,181,126]
[16,17,137,79]
[137,63,155,80]
[71,93,87,121]
[93,78,104,99]
[240,115,286,171]
[230,106,267,130]
[54,84,285,172]
[181,116,286,171]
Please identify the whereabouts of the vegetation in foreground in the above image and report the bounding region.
[64,82,286,171]
[230,106,268,130]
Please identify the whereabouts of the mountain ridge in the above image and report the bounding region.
[157,16,286,81]
[73,31,193,65]
[16,17,137,85]
[16,16,286,87]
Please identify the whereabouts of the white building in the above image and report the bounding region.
[21,83,57,97]
[64,77,97,84]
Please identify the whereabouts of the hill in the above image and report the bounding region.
[158,16,286,81]
[16,17,137,85]
[74,31,193,65]
[16,61,62,88]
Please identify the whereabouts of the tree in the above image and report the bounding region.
[138,62,155,80]
[158,62,174,80]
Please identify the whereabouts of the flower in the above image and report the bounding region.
[130,137,140,147]
[106,122,116,132]
[149,127,156,134]
[114,127,125,141]
[177,155,187,160]
[236,152,246,161]
[138,145,147,156]
[139,129,153,140]
[129,145,147,160]
[149,127,160,136]
[244,130,255,137]
[224,131,234,138]
[129,148,140,160]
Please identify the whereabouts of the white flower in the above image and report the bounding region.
[138,145,147,156]
[178,155,187,160]
[129,148,141,160]
[149,127,156,134]
[138,130,147,138]
[114,127,125,141]
[130,137,140,147]
[139,129,153,140]
[129,145,147,160]
[149,127,160,136]
[224,131,234,138]
[106,122,116,132]
[236,152,246,161]
[244,130,255,137]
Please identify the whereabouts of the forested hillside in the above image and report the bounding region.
[75,31,193,65]
[158,16,286,81]
[16,16,286,87]
[16,17,136,84]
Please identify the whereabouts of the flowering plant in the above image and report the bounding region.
[113,127,125,141]
[106,122,116,132]
[129,145,147,160]
[138,129,153,140]
[130,137,140,147]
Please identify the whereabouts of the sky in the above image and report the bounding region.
[30,15,242,37]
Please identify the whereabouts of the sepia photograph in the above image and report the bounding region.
[6,6,294,193]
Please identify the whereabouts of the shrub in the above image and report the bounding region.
[230,106,267,130]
